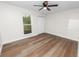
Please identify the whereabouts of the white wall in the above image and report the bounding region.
[1,2,79,44]
[0,3,45,44]
[45,8,79,41]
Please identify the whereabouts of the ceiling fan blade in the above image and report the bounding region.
[34,5,43,7]
[47,8,51,11]
[39,7,43,11]
[48,4,58,7]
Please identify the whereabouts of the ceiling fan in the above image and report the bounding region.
[34,1,58,11]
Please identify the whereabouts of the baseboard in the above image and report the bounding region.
[3,32,79,45]
[45,32,79,42]
[2,33,41,45]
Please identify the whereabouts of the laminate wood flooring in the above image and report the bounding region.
[1,33,78,57]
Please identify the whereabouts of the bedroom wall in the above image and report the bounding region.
[45,8,79,41]
[1,2,79,44]
[0,3,45,44]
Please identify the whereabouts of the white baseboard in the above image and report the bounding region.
[2,33,40,45]
[45,32,79,42]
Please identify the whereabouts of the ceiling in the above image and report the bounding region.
[1,1,79,17]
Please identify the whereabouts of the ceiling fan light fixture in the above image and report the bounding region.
[43,7,47,10]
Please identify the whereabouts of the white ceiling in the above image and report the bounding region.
[1,1,79,17]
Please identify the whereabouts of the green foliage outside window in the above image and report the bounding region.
[23,16,32,34]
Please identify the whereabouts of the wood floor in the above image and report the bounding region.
[1,33,78,57]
